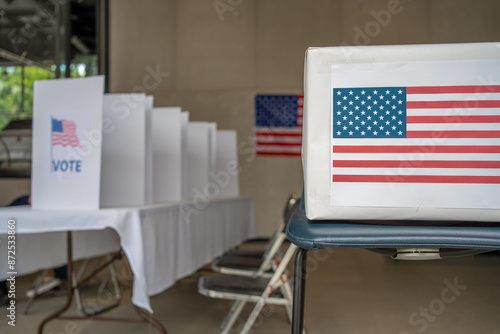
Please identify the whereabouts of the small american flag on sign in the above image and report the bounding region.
[254,95,303,156]
[52,118,81,148]
[332,85,500,185]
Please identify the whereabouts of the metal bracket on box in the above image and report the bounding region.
[393,248,442,260]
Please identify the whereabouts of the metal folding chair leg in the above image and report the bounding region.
[239,244,297,334]
[221,299,247,334]
[23,269,49,314]
[292,247,308,334]
[280,278,294,324]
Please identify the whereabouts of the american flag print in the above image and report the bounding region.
[254,95,303,156]
[332,85,500,184]
[52,118,81,148]
[331,84,500,210]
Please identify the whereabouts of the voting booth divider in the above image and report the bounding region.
[31,77,240,210]
[31,76,105,210]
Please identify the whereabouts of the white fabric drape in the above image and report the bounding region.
[0,196,255,312]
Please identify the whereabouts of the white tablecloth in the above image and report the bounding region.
[0,196,255,312]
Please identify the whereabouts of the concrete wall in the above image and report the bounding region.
[109,0,500,236]
[0,178,30,206]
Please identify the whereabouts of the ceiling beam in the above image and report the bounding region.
[0,47,51,70]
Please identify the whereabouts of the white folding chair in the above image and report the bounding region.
[199,243,298,334]
[211,193,299,278]
[198,196,302,334]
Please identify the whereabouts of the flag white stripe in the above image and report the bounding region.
[256,146,301,153]
[255,127,302,134]
[332,153,500,161]
[407,108,500,116]
[407,93,500,101]
[407,123,500,130]
[256,136,302,143]
[332,138,500,145]
[332,167,500,176]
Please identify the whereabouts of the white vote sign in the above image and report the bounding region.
[31,76,105,210]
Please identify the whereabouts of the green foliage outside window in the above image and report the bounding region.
[1,57,98,130]
[0,66,55,130]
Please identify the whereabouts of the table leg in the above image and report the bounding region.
[132,304,168,334]
[37,231,168,334]
[292,247,308,334]
[38,232,75,334]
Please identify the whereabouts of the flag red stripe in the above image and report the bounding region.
[256,141,302,146]
[333,160,500,169]
[332,145,500,153]
[407,115,500,123]
[407,100,500,109]
[52,135,79,142]
[407,131,500,138]
[333,174,500,184]
[255,132,302,137]
[256,151,301,157]
[407,85,500,94]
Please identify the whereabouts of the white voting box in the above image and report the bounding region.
[152,107,182,202]
[100,94,147,207]
[31,76,105,210]
[187,122,217,199]
[181,112,190,200]
[145,96,154,205]
[303,42,500,222]
[215,130,240,197]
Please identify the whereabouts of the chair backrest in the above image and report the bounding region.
[263,193,299,250]
[256,193,301,276]
[282,194,301,232]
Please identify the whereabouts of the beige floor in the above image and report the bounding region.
[1,248,500,334]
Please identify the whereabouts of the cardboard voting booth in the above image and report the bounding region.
[181,112,190,200]
[152,107,183,202]
[100,94,147,207]
[186,122,217,199]
[303,42,500,222]
[215,130,240,197]
[31,76,105,210]
[145,96,154,205]
[208,122,217,176]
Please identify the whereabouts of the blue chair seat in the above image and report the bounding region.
[287,208,500,250]
[286,204,500,333]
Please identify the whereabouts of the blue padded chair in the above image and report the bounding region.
[286,194,500,334]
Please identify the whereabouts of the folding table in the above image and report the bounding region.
[0,196,255,333]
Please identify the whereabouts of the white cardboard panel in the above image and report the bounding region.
[215,130,240,197]
[152,107,182,202]
[303,42,500,221]
[31,76,105,210]
[145,96,154,205]
[186,122,212,199]
[181,112,189,200]
[208,122,217,176]
[100,94,147,207]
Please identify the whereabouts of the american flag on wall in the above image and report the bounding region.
[254,95,303,156]
[332,85,500,185]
